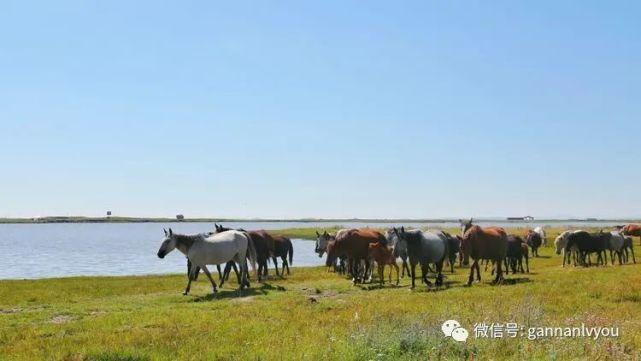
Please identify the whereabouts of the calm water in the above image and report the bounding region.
[0,220,625,279]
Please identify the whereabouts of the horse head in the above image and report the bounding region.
[157,228,176,259]
[315,230,332,258]
[459,218,473,236]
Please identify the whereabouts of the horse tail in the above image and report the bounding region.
[287,238,294,265]
[244,232,258,275]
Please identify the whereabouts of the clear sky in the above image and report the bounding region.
[1,1,640,219]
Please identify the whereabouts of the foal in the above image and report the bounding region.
[367,242,399,285]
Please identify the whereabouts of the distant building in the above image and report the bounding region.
[106,211,112,218]
[507,216,534,221]
[176,214,185,221]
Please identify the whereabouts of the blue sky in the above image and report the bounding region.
[1,1,640,219]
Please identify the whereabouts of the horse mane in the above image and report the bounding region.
[174,233,202,250]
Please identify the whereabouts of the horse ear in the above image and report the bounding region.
[163,228,167,236]
[316,231,320,237]
[168,228,173,236]
[401,226,405,233]
[469,217,473,224]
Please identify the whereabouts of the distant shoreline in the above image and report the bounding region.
[0,216,638,224]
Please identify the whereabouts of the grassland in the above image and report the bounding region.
[1,229,641,360]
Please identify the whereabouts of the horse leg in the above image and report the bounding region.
[273,257,281,278]
[393,263,400,285]
[422,263,432,287]
[467,261,476,286]
[475,261,481,282]
[378,264,384,286]
[216,264,222,280]
[283,256,290,275]
[183,262,198,295]
[410,261,416,289]
[632,247,637,264]
[200,265,218,294]
[435,261,444,287]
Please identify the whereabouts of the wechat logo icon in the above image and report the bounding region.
[442,320,469,342]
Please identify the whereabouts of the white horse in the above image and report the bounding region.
[533,226,547,246]
[315,229,353,257]
[608,231,625,265]
[393,227,448,288]
[157,228,257,296]
[554,230,583,266]
[384,228,410,278]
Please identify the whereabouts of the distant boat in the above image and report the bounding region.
[506,216,534,221]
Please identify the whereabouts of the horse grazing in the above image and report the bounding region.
[393,227,448,289]
[367,242,399,285]
[326,229,385,283]
[272,235,294,277]
[526,230,542,257]
[157,228,257,296]
[460,225,508,286]
[384,228,410,277]
[506,235,529,273]
[621,224,641,246]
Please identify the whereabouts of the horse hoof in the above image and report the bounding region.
[182,292,189,296]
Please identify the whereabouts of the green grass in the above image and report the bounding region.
[1,230,641,360]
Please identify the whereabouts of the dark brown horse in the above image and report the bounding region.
[526,230,542,257]
[460,225,508,286]
[326,229,386,283]
[621,224,641,245]
[215,224,274,283]
[272,235,294,277]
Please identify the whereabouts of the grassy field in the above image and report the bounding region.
[1,229,641,360]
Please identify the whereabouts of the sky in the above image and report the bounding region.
[1,1,640,219]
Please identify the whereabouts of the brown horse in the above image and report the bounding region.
[272,235,294,277]
[368,242,399,285]
[460,225,508,286]
[326,229,386,283]
[621,224,641,245]
[247,230,275,281]
[215,224,274,282]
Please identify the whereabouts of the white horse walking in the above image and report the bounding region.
[157,228,257,296]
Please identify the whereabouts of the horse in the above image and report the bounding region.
[506,235,528,273]
[622,236,637,264]
[316,231,347,273]
[555,230,579,267]
[608,231,625,265]
[315,229,354,257]
[272,235,294,277]
[325,229,385,284]
[565,231,609,266]
[533,226,547,246]
[442,231,460,273]
[393,227,448,289]
[459,225,508,286]
[621,224,641,246]
[214,224,274,282]
[156,228,257,296]
[367,242,399,285]
[526,230,542,257]
[384,228,410,277]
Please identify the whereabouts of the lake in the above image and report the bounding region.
[0,220,625,279]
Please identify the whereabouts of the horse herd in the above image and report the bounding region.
[156,221,641,296]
